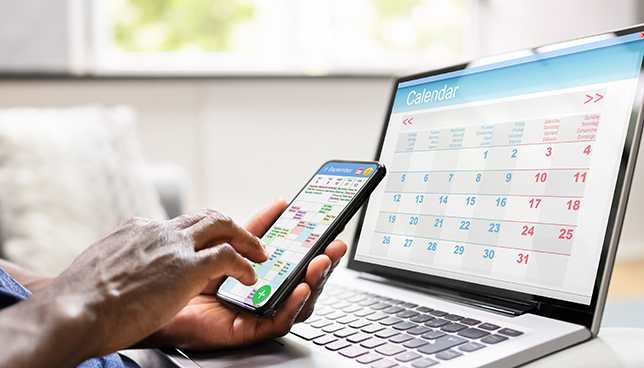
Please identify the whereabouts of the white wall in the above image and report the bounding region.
[477,0,641,57]
[0,78,393,242]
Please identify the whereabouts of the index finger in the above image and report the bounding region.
[184,210,268,263]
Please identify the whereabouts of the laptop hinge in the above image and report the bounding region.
[358,272,537,317]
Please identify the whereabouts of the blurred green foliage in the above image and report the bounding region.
[113,0,462,54]
[114,0,255,52]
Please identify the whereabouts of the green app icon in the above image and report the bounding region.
[252,285,271,304]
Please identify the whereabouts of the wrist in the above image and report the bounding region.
[0,289,99,367]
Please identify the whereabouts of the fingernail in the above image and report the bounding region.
[320,264,331,282]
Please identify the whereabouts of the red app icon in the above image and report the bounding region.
[355,167,365,175]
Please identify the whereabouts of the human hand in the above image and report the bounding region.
[146,198,348,350]
[40,209,269,358]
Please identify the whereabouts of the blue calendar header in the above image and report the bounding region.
[319,162,378,177]
[392,34,644,114]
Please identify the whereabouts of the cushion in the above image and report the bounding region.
[0,105,167,274]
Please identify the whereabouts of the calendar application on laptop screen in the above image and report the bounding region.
[355,34,644,305]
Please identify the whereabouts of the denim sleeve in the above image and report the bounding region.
[0,267,133,368]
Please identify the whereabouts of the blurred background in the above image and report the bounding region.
[0,0,643,326]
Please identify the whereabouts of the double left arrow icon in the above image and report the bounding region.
[403,118,413,125]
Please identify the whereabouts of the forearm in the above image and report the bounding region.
[0,289,97,368]
[0,259,55,293]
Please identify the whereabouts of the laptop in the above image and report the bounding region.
[160,24,644,368]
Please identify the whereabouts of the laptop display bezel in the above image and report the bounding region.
[347,24,644,330]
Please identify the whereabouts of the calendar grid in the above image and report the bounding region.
[370,110,600,290]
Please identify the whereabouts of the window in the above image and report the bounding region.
[94,0,476,75]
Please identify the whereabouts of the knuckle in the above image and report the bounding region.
[210,210,234,227]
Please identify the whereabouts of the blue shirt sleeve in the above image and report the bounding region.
[0,267,132,368]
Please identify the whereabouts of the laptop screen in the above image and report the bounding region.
[351,28,644,308]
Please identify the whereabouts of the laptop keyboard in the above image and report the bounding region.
[290,284,524,367]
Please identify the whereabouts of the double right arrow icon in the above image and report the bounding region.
[585,93,604,104]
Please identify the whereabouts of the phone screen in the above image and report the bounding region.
[217,161,382,310]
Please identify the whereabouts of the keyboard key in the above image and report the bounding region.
[410,314,434,323]
[417,335,468,354]
[459,341,486,352]
[435,349,463,361]
[420,330,446,340]
[343,305,363,313]
[375,343,406,356]
[290,324,325,341]
[332,301,352,310]
[361,337,387,349]
[366,312,389,321]
[393,322,417,331]
[326,311,347,320]
[355,309,376,317]
[444,314,463,321]
[499,328,524,337]
[400,302,418,309]
[380,317,403,326]
[337,315,359,324]
[371,359,398,368]
[375,328,400,339]
[362,324,386,334]
[460,318,481,326]
[478,323,500,331]
[416,307,433,313]
[320,297,340,306]
[403,338,429,349]
[326,339,351,351]
[347,294,369,303]
[395,351,421,362]
[396,310,419,319]
[326,286,345,296]
[426,319,450,328]
[359,299,380,307]
[411,358,439,367]
[458,328,490,339]
[315,307,336,316]
[389,334,414,343]
[441,323,467,333]
[356,353,382,364]
[383,306,405,314]
[337,291,357,299]
[311,319,333,328]
[304,317,321,324]
[348,332,373,343]
[339,345,369,358]
[374,296,392,302]
[430,310,448,317]
[407,326,431,335]
[371,303,391,310]
[313,335,337,346]
[323,323,346,333]
[387,299,405,305]
[334,328,358,338]
[481,334,509,344]
[349,319,372,329]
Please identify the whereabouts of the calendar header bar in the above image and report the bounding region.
[319,162,378,177]
[392,37,644,115]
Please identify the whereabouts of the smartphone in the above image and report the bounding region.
[216,160,385,318]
